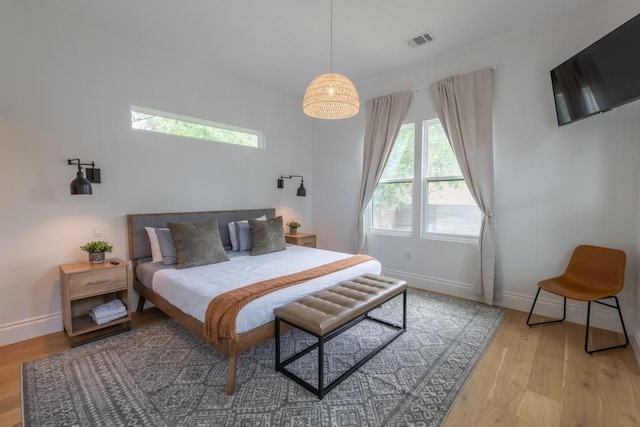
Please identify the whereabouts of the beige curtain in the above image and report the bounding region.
[355,91,412,253]
[430,68,495,304]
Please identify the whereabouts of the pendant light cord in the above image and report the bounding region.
[330,0,333,73]
[302,0,360,119]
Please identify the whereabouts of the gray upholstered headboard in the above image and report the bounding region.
[127,208,276,261]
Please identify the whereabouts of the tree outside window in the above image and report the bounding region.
[424,120,481,237]
[371,124,415,231]
[131,106,263,148]
[369,119,481,238]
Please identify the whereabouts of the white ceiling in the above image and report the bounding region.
[53,0,603,96]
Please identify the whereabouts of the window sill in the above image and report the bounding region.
[421,233,479,244]
[366,229,413,238]
[366,229,479,244]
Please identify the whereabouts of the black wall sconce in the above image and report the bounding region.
[67,158,101,195]
[277,175,306,197]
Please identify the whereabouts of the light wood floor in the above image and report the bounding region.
[445,310,640,427]
[1,308,638,427]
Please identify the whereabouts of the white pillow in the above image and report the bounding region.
[145,227,163,263]
[228,215,267,251]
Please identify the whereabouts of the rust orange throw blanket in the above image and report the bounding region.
[204,254,374,345]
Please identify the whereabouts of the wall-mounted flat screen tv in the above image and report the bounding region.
[550,13,640,126]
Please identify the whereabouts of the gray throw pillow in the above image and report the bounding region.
[155,228,177,266]
[249,216,286,255]
[167,218,230,269]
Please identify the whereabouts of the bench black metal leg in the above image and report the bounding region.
[321,311,406,397]
[275,316,281,370]
[275,289,407,399]
[318,337,324,399]
[403,290,407,330]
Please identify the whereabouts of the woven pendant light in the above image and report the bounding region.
[302,0,359,119]
[303,73,359,119]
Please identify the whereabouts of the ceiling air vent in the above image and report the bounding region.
[407,31,435,48]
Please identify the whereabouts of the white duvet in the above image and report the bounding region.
[152,245,381,334]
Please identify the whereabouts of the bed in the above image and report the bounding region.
[127,208,381,394]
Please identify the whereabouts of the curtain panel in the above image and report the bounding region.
[355,91,412,253]
[429,68,495,304]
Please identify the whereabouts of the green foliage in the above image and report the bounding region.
[372,121,466,228]
[425,122,465,192]
[286,221,301,229]
[374,125,415,214]
[80,241,113,254]
[425,122,461,178]
[131,111,260,148]
[380,124,415,181]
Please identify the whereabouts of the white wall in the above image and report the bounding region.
[0,2,313,345]
[3,1,639,356]
[635,168,640,363]
[312,0,640,351]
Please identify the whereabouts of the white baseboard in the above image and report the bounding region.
[382,268,483,302]
[383,268,629,333]
[0,294,146,347]
[0,312,63,347]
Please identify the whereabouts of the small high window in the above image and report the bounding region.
[130,106,264,148]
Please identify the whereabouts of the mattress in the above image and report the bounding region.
[148,245,381,334]
[136,262,172,288]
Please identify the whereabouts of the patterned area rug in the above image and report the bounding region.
[22,289,506,426]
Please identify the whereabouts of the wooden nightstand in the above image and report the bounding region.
[59,258,131,347]
[285,232,316,248]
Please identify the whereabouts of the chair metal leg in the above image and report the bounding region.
[585,301,592,354]
[585,296,629,354]
[527,288,566,327]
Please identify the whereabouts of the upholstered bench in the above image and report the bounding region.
[274,274,407,399]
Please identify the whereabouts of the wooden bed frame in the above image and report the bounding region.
[127,208,280,395]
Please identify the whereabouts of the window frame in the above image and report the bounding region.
[421,119,480,241]
[368,123,416,235]
[130,105,265,149]
[366,118,481,242]
[422,177,480,242]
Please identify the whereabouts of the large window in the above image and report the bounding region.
[131,106,264,148]
[370,123,415,231]
[369,119,481,238]
[423,120,481,237]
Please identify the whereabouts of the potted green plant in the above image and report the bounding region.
[286,221,301,235]
[80,241,113,264]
